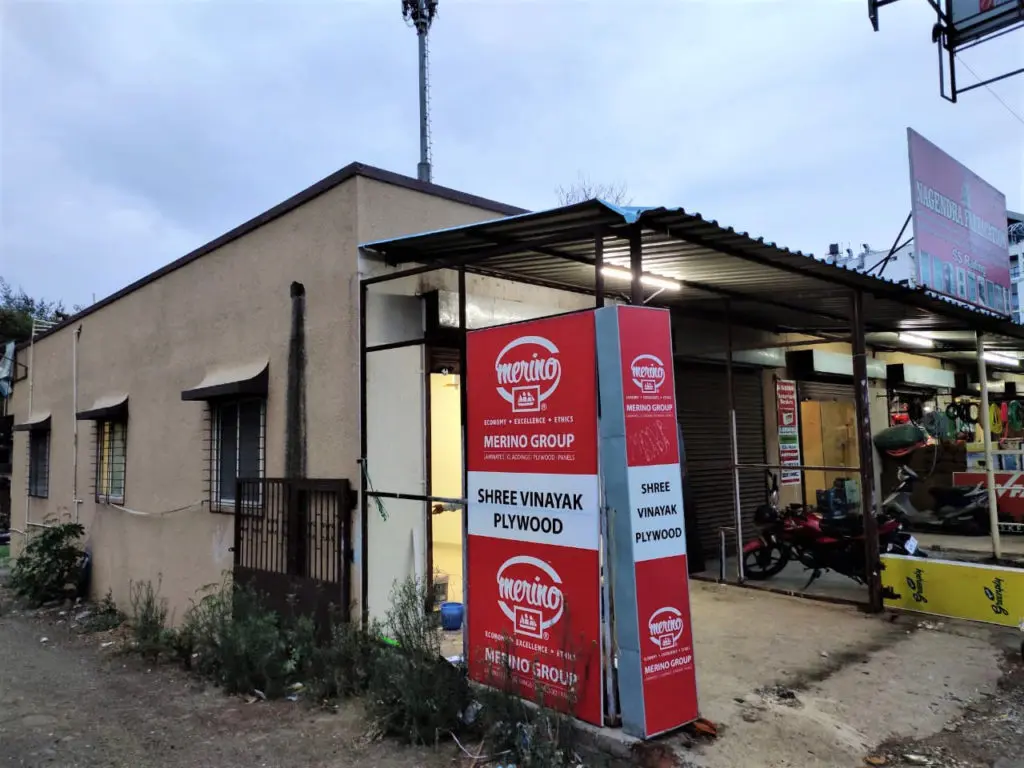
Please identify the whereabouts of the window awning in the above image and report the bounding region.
[77,393,129,421]
[181,360,269,401]
[13,412,51,432]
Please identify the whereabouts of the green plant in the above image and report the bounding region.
[8,522,86,606]
[305,615,382,702]
[179,578,314,699]
[365,578,470,744]
[82,589,125,633]
[129,579,175,661]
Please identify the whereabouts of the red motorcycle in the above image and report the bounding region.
[743,473,925,589]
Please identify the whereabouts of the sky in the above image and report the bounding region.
[2,0,1022,310]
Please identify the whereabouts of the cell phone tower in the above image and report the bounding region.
[402,0,439,183]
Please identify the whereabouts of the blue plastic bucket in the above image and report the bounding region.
[440,601,464,631]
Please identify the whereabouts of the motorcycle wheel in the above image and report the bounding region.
[743,541,791,580]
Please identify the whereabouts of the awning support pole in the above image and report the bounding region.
[358,280,369,626]
[724,300,744,583]
[976,332,1003,561]
[629,227,643,306]
[851,290,882,613]
[595,234,605,308]
[458,267,470,662]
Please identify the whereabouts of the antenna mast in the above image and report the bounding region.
[402,0,439,183]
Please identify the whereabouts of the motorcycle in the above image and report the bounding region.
[883,465,989,535]
[743,473,924,589]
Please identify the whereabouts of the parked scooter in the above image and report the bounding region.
[882,465,989,535]
[744,473,923,589]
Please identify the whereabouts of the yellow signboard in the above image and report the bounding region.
[881,554,1024,628]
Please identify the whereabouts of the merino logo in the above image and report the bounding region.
[494,335,562,413]
[496,555,565,639]
[647,607,684,650]
[630,354,666,393]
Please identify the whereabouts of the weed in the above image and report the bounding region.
[179,578,315,699]
[8,522,87,606]
[129,578,175,661]
[82,589,125,633]
[365,578,470,745]
[305,615,382,702]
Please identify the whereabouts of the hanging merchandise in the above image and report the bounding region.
[989,403,1004,438]
[1009,401,1024,432]
[946,400,980,426]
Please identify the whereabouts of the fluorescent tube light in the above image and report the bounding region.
[898,332,934,348]
[601,266,682,292]
[984,351,1019,367]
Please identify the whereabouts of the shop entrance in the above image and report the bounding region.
[797,382,860,514]
[428,370,463,607]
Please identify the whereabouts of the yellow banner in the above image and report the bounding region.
[881,554,1024,628]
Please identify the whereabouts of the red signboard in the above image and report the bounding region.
[465,311,603,725]
[953,471,1024,522]
[614,306,699,736]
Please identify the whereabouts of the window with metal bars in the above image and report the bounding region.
[28,429,50,498]
[95,420,127,503]
[210,399,265,509]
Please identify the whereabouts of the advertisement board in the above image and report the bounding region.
[953,470,1024,523]
[775,379,802,486]
[596,305,699,738]
[907,128,1011,314]
[948,0,1024,45]
[882,553,1024,628]
[465,311,603,726]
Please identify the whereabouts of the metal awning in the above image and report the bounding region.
[13,412,51,432]
[181,360,269,401]
[361,200,1024,352]
[77,393,129,421]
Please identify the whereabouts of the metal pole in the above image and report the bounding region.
[416,13,431,183]
[976,332,1003,560]
[458,267,469,662]
[358,281,369,626]
[851,291,882,613]
[595,234,605,308]
[629,227,643,306]
[724,301,744,583]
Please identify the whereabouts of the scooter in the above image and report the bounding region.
[883,465,989,535]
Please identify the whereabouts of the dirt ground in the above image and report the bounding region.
[680,582,1024,768]
[2,582,1023,767]
[0,613,457,768]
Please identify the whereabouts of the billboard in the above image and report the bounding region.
[947,0,1024,46]
[907,128,1011,314]
[465,311,604,726]
[596,305,699,739]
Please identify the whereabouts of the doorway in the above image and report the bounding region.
[800,398,859,509]
[429,372,463,606]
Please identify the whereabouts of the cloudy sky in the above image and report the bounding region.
[2,0,1022,309]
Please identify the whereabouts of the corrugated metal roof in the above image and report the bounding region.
[360,200,1024,351]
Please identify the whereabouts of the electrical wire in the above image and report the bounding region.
[360,460,389,521]
[108,500,207,518]
[1009,401,1024,431]
[956,55,1024,127]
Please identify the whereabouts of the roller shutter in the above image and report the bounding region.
[675,363,766,557]
[797,381,854,402]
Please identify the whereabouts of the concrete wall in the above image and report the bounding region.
[9,171,514,622]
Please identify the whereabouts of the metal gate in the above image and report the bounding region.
[233,477,355,629]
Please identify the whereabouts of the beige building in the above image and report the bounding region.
[8,163,523,620]
[11,160,1018,625]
